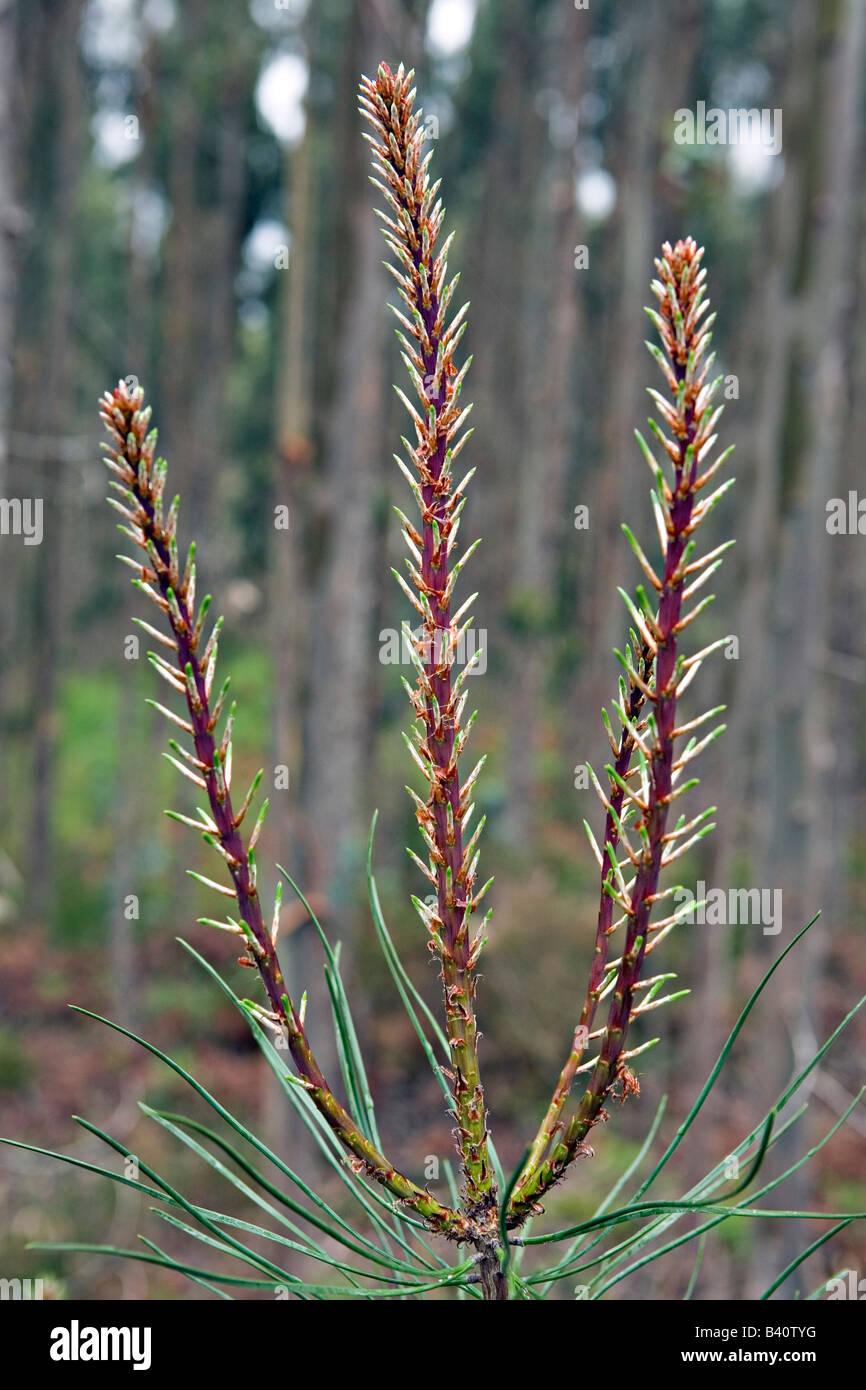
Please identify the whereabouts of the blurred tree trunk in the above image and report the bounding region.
[154,5,261,936]
[457,0,535,658]
[161,81,198,497]
[0,0,25,815]
[153,31,202,940]
[28,0,84,919]
[159,1,255,562]
[797,0,865,1039]
[502,4,584,846]
[270,99,313,928]
[296,0,391,1067]
[831,148,866,928]
[109,29,160,1029]
[264,16,315,1163]
[581,0,666,722]
[0,0,22,499]
[757,0,866,1297]
[189,44,249,552]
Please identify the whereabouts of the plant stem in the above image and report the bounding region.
[510,237,729,1222]
[361,62,495,1216]
[101,379,470,1241]
[514,642,653,1204]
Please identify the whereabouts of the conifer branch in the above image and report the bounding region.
[361,62,496,1228]
[510,238,734,1222]
[100,378,470,1241]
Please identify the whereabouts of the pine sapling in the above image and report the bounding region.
[14,68,762,1304]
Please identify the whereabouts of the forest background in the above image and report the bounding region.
[0,0,864,1299]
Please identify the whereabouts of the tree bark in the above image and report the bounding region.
[501,3,585,847]
[28,0,84,919]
